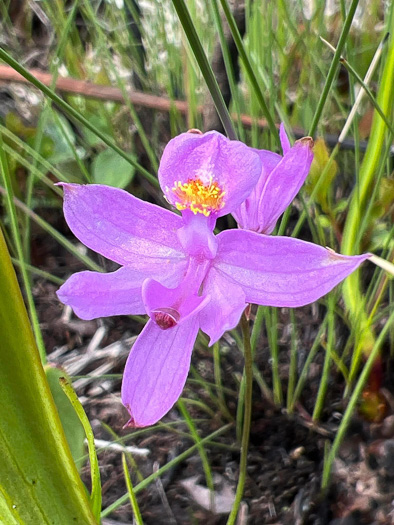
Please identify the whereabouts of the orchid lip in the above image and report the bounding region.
[152,308,180,330]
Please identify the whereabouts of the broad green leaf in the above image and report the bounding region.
[0,227,97,525]
[92,148,135,188]
[45,365,86,471]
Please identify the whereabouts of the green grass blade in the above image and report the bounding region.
[219,0,279,147]
[0,133,46,362]
[308,0,360,137]
[171,0,237,139]
[122,454,144,525]
[60,376,102,521]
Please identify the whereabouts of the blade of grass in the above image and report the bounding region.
[308,0,360,137]
[226,314,253,525]
[219,0,279,147]
[122,454,144,525]
[178,399,215,512]
[171,0,237,139]
[60,376,102,521]
[0,133,46,362]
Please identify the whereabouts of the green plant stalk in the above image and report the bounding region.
[210,0,245,141]
[213,340,230,418]
[308,0,360,137]
[286,310,298,410]
[0,226,96,524]
[122,454,144,525]
[268,308,283,405]
[250,305,264,357]
[312,296,335,421]
[288,317,328,413]
[0,134,46,362]
[179,397,216,418]
[60,377,102,520]
[11,257,64,285]
[23,0,81,260]
[226,314,253,525]
[322,308,394,487]
[343,31,394,382]
[171,0,237,139]
[219,0,279,147]
[178,399,215,511]
[0,47,158,186]
[235,373,246,443]
[101,423,232,518]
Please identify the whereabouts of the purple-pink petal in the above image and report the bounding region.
[121,317,199,427]
[60,183,186,271]
[255,138,314,234]
[142,277,209,327]
[279,123,291,154]
[158,131,261,217]
[214,230,371,307]
[232,151,281,232]
[232,148,281,231]
[199,268,246,345]
[57,267,147,320]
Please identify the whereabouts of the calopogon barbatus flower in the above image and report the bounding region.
[57,130,371,427]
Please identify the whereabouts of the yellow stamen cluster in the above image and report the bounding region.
[172,177,226,216]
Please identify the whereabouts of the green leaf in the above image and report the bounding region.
[45,365,86,471]
[83,114,112,147]
[44,112,77,164]
[92,148,135,188]
[0,227,97,524]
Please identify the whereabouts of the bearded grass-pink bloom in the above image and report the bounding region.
[57,130,370,427]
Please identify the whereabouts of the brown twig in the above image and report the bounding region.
[0,64,281,132]
[0,64,369,151]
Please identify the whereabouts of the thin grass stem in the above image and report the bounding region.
[226,314,253,525]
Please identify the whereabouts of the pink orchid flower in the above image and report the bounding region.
[57,130,370,427]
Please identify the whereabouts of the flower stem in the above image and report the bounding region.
[227,313,253,525]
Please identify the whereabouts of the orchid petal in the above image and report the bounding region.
[158,131,261,217]
[279,123,291,154]
[199,268,246,345]
[121,317,199,427]
[232,149,281,231]
[142,277,209,328]
[256,138,314,233]
[215,230,371,307]
[59,184,186,272]
[57,267,148,320]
